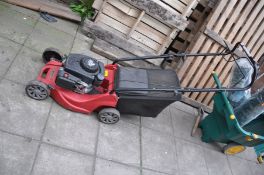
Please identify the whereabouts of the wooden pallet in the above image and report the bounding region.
[177,0,264,107]
[92,0,199,65]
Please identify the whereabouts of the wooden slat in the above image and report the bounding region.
[219,0,247,38]
[242,9,264,44]
[177,34,206,78]
[123,0,189,30]
[231,0,264,43]
[206,0,227,29]
[141,14,172,35]
[182,0,198,17]
[226,0,258,42]
[158,28,178,54]
[93,0,104,10]
[251,38,264,58]
[102,3,166,44]
[181,39,213,87]
[188,44,222,99]
[247,21,264,49]
[127,10,145,39]
[108,0,139,17]
[161,0,186,14]
[213,0,237,33]
[98,13,161,51]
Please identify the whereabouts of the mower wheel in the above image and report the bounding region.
[25,80,50,100]
[223,143,246,155]
[42,47,63,63]
[98,108,120,124]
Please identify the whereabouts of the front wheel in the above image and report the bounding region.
[98,108,120,124]
[25,80,50,100]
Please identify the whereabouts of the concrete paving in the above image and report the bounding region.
[0,1,263,175]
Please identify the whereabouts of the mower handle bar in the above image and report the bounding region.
[113,42,258,93]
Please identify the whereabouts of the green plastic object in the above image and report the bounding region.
[200,72,264,147]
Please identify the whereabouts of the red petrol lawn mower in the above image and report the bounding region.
[25,43,258,124]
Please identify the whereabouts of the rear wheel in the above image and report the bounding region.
[98,108,120,124]
[223,143,246,155]
[42,47,63,63]
[25,80,50,100]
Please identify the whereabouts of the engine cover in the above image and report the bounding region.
[64,54,105,85]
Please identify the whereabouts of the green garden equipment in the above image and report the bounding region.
[197,72,264,163]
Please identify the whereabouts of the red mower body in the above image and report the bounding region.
[36,60,119,114]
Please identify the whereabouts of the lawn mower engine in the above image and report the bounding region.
[56,54,105,94]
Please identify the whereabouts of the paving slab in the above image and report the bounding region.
[0,79,52,139]
[25,21,75,54]
[32,143,93,175]
[176,139,208,175]
[5,47,43,84]
[204,148,232,175]
[121,114,141,126]
[0,36,21,77]
[171,109,203,145]
[234,147,257,162]
[142,113,173,135]
[94,158,140,175]
[39,16,78,36]
[0,131,39,175]
[142,169,174,175]
[141,127,178,175]
[43,103,99,155]
[0,1,39,19]
[170,102,198,116]
[248,160,264,175]
[97,120,140,167]
[227,156,253,175]
[0,4,37,44]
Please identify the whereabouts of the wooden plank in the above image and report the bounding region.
[93,0,104,10]
[141,14,172,35]
[181,39,213,87]
[103,2,169,43]
[107,0,139,17]
[206,0,227,29]
[95,0,108,23]
[161,0,186,14]
[204,28,245,57]
[213,0,237,33]
[182,0,198,17]
[190,45,222,99]
[231,0,264,43]
[219,0,247,38]
[98,13,161,51]
[181,96,213,113]
[158,28,179,54]
[123,0,189,30]
[226,0,258,41]
[136,22,167,44]
[247,21,264,50]
[177,34,206,78]
[242,9,264,44]
[195,55,232,102]
[127,10,145,39]
[82,20,156,57]
[251,38,264,58]
[5,0,81,22]
[188,44,221,98]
